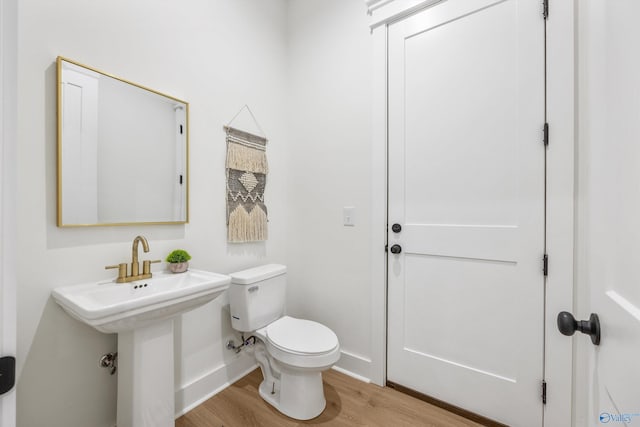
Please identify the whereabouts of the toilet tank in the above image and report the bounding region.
[228,264,287,332]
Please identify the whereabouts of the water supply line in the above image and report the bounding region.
[99,352,118,375]
[226,335,256,354]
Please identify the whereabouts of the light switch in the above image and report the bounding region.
[343,206,355,226]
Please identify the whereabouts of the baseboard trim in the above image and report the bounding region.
[174,355,257,418]
[386,381,508,427]
[174,349,373,418]
[334,349,372,382]
[332,365,371,383]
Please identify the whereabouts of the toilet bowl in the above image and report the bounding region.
[228,264,340,420]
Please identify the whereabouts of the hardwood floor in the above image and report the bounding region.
[176,369,485,427]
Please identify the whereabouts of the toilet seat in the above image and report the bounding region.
[255,316,341,369]
[266,316,338,355]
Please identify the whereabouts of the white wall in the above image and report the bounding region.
[286,0,374,379]
[17,1,376,425]
[17,1,288,426]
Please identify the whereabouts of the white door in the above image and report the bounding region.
[577,1,640,425]
[387,0,545,425]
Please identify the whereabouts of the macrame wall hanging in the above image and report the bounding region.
[225,106,269,243]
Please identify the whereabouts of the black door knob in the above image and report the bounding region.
[557,311,601,345]
[0,356,15,395]
[390,244,402,254]
[392,223,402,233]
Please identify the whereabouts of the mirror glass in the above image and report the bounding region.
[57,57,189,226]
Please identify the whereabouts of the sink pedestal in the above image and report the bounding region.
[51,269,231,427]
[117,319,175,427]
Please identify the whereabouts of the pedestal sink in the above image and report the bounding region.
[52,269,231,427]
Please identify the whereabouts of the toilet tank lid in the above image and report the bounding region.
[230,264,287,285]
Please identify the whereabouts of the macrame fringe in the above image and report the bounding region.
[228,205,268,242]
[226,142,269,174]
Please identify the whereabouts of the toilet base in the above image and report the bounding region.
[258,369,326,420]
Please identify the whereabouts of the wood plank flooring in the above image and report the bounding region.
[176,369,485,427]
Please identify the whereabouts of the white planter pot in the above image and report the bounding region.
[168,262,188,273]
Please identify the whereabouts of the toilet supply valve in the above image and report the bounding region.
[226,335,257,354]
[226,340,241,353]
[99,352,118,375]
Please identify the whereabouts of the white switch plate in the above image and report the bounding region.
[343,206,355,226]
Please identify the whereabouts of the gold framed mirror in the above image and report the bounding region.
[56,56,189,227]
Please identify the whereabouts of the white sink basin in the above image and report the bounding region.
[52,269,230,333]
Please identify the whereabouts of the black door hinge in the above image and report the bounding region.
[385,244,388,253]
[543,0,549,20]
[543,122,549,146]
[542,380,547,404]
[543,254,549,276]
[179,174,183,185]
[179,124,184,135]
[0,356,16,395]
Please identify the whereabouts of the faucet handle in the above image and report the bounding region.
[142,259,162,275]
[106,263,128,282]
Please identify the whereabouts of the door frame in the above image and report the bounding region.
[367,1,575,425]
[0,0,18,424]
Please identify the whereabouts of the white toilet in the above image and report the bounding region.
[228,264,340,420]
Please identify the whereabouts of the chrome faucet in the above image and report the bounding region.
[106,235,161,283]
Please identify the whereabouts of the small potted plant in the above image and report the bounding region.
[166,249,191,273]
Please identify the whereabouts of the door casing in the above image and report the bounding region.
[0,0,18,424]
[367,1,576,426]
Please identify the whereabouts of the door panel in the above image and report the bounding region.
[403,254,519,380]
[387,0,545,425]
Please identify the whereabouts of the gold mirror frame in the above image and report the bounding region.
[56,56,189,227]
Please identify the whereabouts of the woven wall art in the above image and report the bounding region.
[225,126,268,242]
